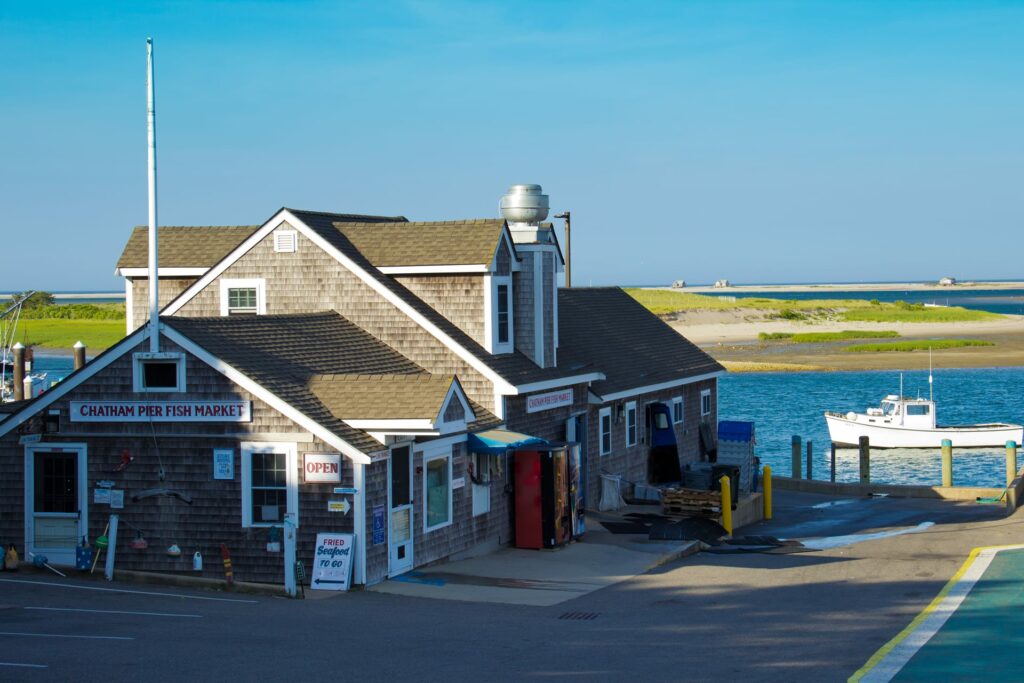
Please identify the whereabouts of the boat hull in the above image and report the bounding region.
[824,413,1023,449]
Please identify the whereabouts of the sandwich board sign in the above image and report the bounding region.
[311,532,354,591]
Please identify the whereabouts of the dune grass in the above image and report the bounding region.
[844,339,995,353]
[758,330,900,342]
[626,288,1003,323]
[13,319,126,350]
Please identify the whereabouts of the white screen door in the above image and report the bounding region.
[26,445,87,566]
[388,445,414,576]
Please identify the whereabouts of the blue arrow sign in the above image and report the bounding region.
[313,578,349,585]
[333,487,358,494]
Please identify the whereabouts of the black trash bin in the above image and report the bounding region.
[711,464,740,510]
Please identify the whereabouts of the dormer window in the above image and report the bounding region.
[486,275,514,354]
[133,352,186,393]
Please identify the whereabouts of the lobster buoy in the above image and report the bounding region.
[192,551,203,572]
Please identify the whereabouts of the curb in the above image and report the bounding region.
[646,540,701,570]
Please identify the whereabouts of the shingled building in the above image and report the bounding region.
[0,184,723,587]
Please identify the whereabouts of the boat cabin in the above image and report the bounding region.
[865,395,936,430]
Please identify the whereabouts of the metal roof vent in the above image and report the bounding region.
[499,184,549,225]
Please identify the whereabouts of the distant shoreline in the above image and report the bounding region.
[0,292,125,300]
[653,281,1024,294]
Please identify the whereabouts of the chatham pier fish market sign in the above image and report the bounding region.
[70,401,252,422]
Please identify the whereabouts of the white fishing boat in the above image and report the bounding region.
[825,394,1022,448]
[825,361,1023,449]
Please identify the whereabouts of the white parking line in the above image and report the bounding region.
[0,662,48,669]
[0,632,134,641]
[0,578,258,603]
[26,607,202,618]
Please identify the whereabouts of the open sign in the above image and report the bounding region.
[303,453,342,483]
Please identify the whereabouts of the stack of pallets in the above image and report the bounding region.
[661,487,722,518]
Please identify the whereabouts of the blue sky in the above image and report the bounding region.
[2,1,1022,291]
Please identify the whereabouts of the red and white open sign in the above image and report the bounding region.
[303,453,342,483]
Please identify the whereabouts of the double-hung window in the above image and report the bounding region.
[599,407,612,456]
[672,396,684,424]
[220,278,266,316]
[625,401,638,447]
[241,442,298,527]
[701,389,712,418]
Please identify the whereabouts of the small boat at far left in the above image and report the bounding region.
[1,292,48,402]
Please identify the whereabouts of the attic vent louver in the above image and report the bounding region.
[274,230,297,253]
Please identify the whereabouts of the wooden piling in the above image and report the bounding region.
[791,435,802,480]
[12,343,25,401]
[1006,441,1018,489]
[806,440,813,480]
[858,436,870,484]
[830,443,837,483]
[941,439,953,487]
[73,341,86,371]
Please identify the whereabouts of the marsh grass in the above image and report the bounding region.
[844,339,995,353]
[758,330,900,342]
[15,319,125,350]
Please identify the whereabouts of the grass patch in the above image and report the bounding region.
[758,330,899,342]
[844,339,995,353]
[841,304,999,323]
[15,319,126,350]
[20,303,125,320]
[626,288,1004,324]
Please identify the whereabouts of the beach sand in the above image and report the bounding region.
[670,310,1024,372]
[667,281,1024,294]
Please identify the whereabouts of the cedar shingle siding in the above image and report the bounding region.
[394,275,486,347]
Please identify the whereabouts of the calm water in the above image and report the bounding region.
[719,367,1024,488]
[26,356,1024,487]
[702,288,1024,315]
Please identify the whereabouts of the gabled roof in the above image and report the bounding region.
[116,226,260,270]
[327,219,509,268]
[558,288,725,400]
[116,211,408,272]
[285,209,601,392]
[308,374,460,420]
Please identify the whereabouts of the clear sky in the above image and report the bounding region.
[2,1,1022,291]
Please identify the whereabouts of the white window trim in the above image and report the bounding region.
[220,278,267,316]
[241,441,299,528]
[421,446,454,533]
[599,406,612,456]
[625,400,638,447]
[132,352,186,393]
[672,396,684,424]
[701,389,712,417]
[273,230,298,253]
[483,274,514,354]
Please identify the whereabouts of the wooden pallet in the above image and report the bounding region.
[661,487,722,518]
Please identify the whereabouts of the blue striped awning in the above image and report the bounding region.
[468,429,546,455]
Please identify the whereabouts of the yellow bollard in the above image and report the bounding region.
[941,439,953,488]
[1007,441,1018,488]
[720,475,733,537]
[763,465,773,521]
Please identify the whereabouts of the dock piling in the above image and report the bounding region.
[941,439,953,487]
[858,436,870,484]
[1006,441,1018,489]
[791,435,802,480]
[806,440,813,480]
[763,465,773,521]
[830,443,836,483]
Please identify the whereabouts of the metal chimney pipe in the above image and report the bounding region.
[12,342,24,401]
[555,211,571,288]
[146,37,160,353]
[73,341,86,371]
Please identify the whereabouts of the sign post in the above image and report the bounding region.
[311,532,354,591]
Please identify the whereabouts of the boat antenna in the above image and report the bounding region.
[929,347,933,403]
[146,37,160,353]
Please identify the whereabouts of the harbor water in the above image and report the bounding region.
[719,367,1024,488]
[27,356,1024,488]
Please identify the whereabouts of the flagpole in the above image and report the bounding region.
[147,37,160,353]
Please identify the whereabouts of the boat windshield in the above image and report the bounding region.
[881,401,896,416]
